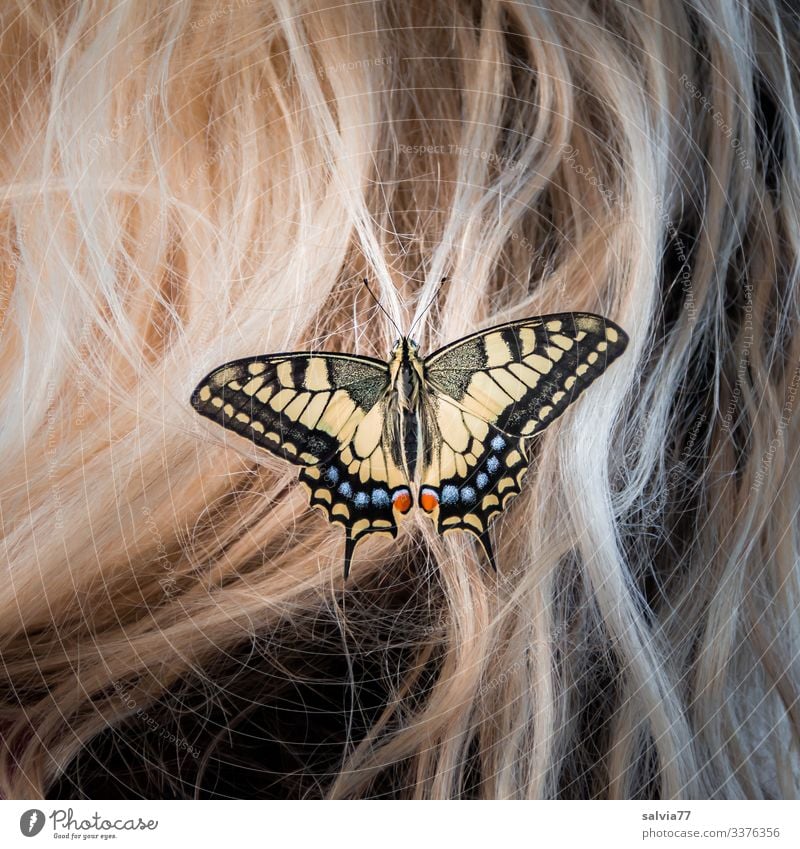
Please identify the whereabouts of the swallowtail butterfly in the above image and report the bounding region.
[191,288,628,577]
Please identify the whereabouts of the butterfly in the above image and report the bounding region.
[191,286,628,578]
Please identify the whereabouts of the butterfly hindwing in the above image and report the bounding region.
[417,392,530,568]
[298,410,413,578]
[191,353,412,577]
[423,312,628,438]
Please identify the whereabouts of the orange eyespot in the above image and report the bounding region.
[419,488,439,513]
[392,489,413,514]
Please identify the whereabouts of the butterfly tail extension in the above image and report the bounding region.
[343,533,357,580]
[477,528,498,572]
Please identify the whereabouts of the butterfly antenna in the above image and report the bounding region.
[362,278,401,335]
[409,276,449,336]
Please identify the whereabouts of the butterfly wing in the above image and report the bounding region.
[423,312,628,438]
[191,353,413,577]
[416,393,528,569]
[297,394,413,579]
[418,312,628,565]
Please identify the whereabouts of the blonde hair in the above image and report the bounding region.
[1,0,798,799]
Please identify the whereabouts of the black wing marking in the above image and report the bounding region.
[298,402,413,578]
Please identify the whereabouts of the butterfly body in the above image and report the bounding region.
[191,312,628,578]
[386,337,424,480]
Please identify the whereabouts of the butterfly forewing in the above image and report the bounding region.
[423,312,628,438]
[191,352,390,464]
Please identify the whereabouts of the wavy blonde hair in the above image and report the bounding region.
[1,0,798,799]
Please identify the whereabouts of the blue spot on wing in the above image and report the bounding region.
[461,487,476,504]
[476,472,489,489]
[325,467,339,484]
[491,435,506,451]
[487,456,500,473]
[338,482,353,499]
[441,485,459,504]
[371,488,391,507]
